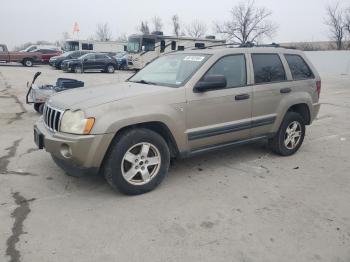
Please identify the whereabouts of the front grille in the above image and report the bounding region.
[43,104,64,132]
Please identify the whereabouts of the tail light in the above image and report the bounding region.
[316,80,321,97]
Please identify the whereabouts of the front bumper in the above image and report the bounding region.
[35,119,115,176]
[60,63,70,71]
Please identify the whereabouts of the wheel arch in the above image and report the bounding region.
[286,103,311,125]
[101,121,180,170]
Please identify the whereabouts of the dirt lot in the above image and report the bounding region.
[0,63,350,262]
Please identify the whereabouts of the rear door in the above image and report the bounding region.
[249,53,291,137]
[95,54,108,69]
[186,54,253,150]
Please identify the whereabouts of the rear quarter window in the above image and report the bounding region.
[252,54,286,84]
[285,54,314,80]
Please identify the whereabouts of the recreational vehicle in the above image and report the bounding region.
[127,33,225,69]
[64,40,127,53]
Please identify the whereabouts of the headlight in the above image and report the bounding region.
[60,110,95,135]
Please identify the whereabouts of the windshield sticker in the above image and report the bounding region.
[184,56,205,62]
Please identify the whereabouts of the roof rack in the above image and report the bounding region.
[190,42,296,50]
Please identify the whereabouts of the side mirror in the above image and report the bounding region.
[194,75,227,93]
[83,58,88,62]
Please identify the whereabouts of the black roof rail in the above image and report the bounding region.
[174,42,296,52]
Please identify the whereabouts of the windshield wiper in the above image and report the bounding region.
[134,80,157,85]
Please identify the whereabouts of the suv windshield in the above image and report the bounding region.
[129,53,210,87]
[62,51,74,57]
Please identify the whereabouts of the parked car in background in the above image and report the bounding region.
[49,50,91,69]
[31,49,62,63]
[0,44,42,67]
[114,51,128,70]
[61,53,117,73]
[21,45,61,52]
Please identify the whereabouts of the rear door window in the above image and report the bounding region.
[252,54,286,84]
[285,54,314,80]
[96,54,108,59]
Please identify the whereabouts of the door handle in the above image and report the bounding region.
[280,88,292,94]
[235,94,250,101]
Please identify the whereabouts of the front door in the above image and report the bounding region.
[186,54,252,151]
[82,54,96,71]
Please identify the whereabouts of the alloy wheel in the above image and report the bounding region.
[121,142,161,185]
[284,121,302,150]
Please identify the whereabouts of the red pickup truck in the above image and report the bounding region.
[0,44,42,67]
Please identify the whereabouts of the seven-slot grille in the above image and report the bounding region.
[43,104,64,132]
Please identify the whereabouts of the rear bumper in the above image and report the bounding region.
[311,103,321,123]
[35,119,115,176]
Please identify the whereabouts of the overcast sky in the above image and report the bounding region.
[1,0,348,49]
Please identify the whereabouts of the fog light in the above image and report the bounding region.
[60,143,72,158]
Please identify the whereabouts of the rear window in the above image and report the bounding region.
[285,54,314,80]
[71,52,81,58]
[252,54,286,84]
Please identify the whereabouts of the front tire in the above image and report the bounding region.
[55,62,62,69]
[74,65,83,73]
[23,58,33,67]
[34,103,44,114]
[103,129,170,195]
[269,112,305,156]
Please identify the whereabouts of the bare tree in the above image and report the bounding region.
[324,3,346,50]
[116,33,128,42]
[62,32,70,41]
[345,7,350,34]
[172,14,181,36]
[152,16,163,32]
[186,20,207,38]
[139,21,150,35]
[58,32,71,49]
[215,0,277,44]
[96,23,112,41]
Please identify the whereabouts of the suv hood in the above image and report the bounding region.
[50,56,60,60]
[48,82,169,110]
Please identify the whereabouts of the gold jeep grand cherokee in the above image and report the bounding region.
[34,46,321,195]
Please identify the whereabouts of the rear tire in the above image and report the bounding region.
[23,58,33,67]
[269,112,305,156]
[106,64,115,73]
[103,128,170,195]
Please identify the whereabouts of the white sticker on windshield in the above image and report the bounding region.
[184,56,205,62]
